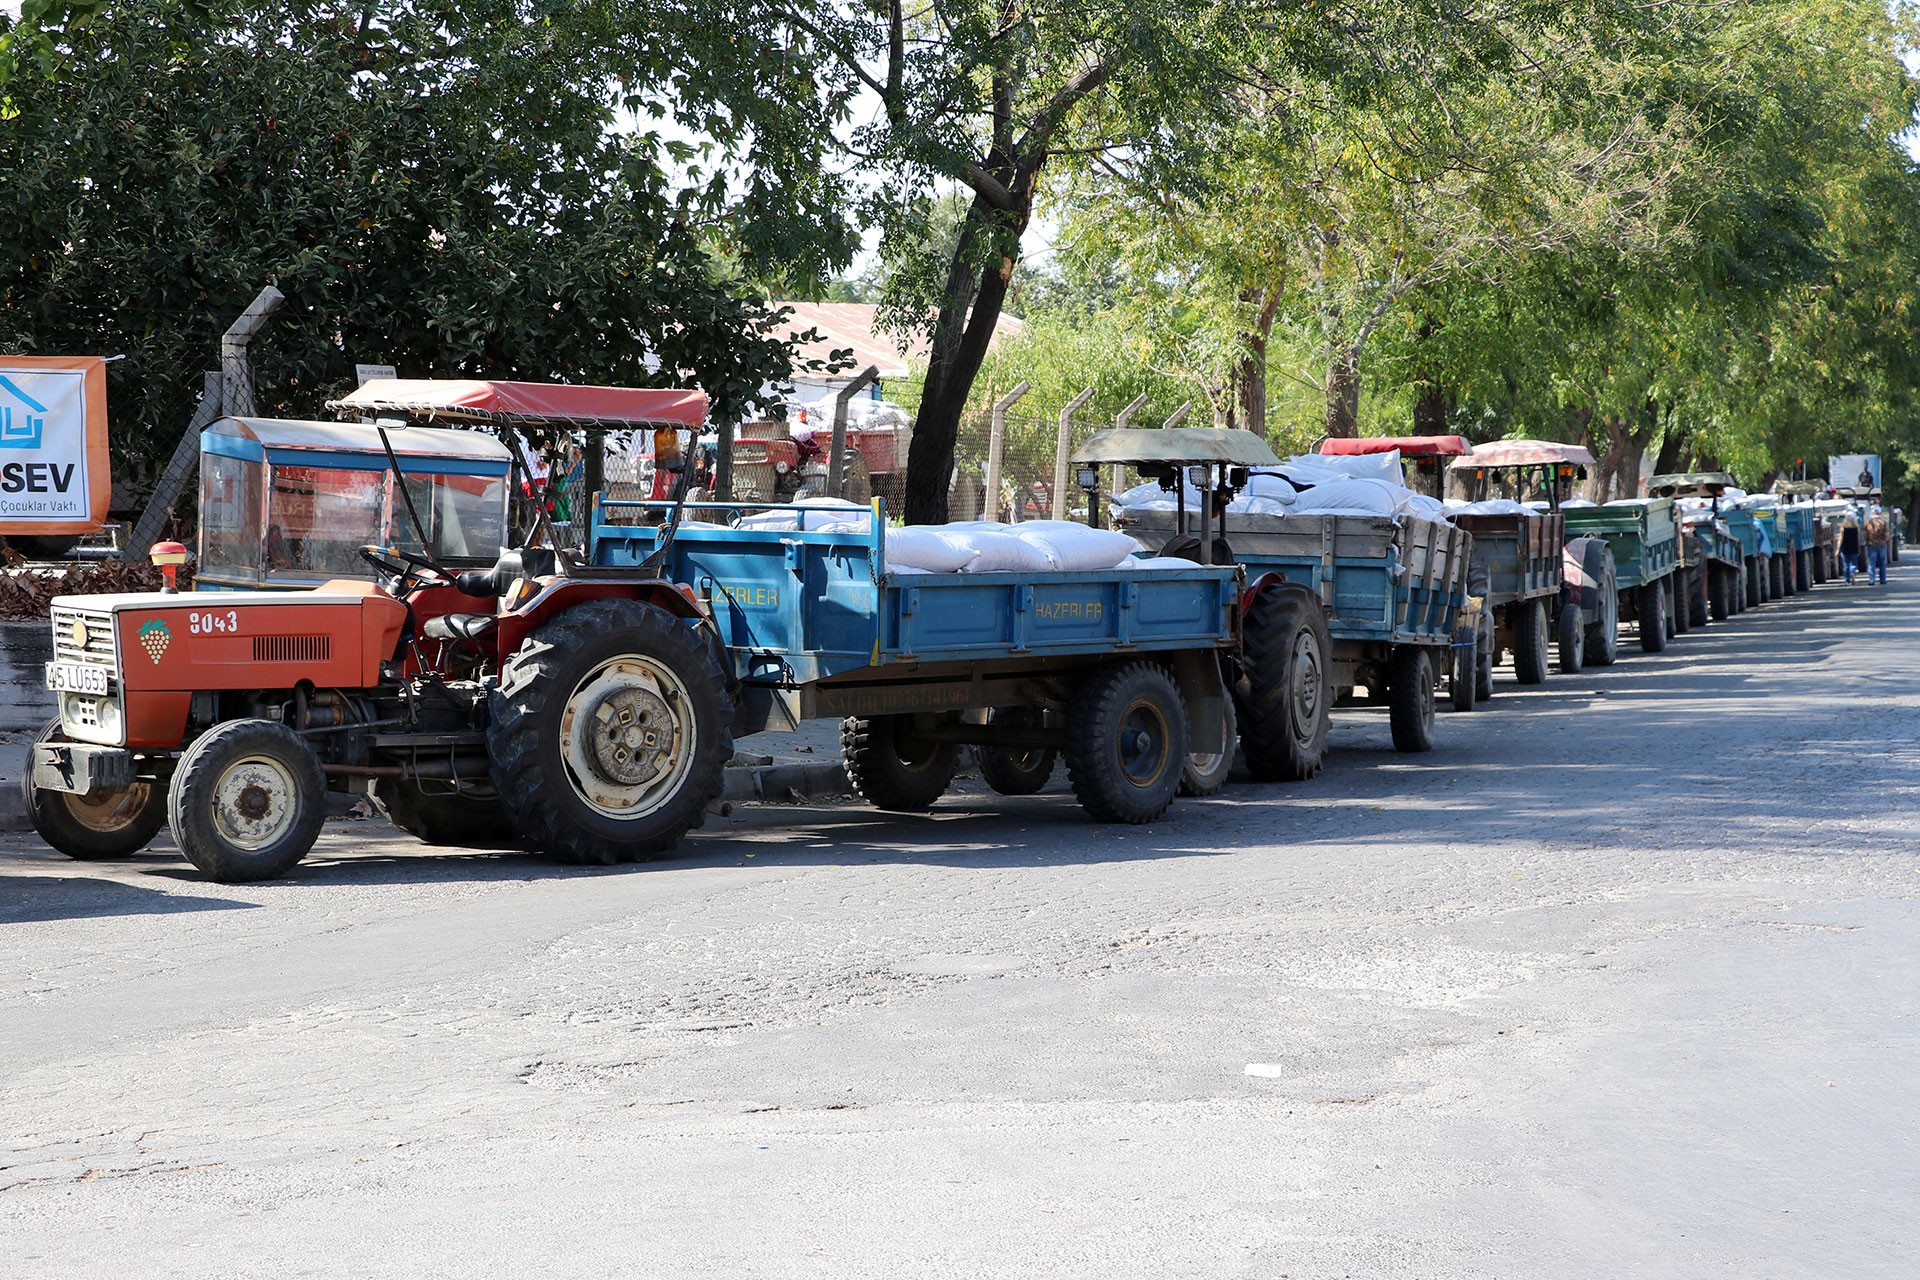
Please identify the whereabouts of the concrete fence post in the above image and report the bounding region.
[982,381,1031,523]
[1052,386,1096,519]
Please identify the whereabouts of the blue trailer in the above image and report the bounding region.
[589,498,1318,822]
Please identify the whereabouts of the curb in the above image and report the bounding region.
[722,761,851,805]
[0,787,28,834]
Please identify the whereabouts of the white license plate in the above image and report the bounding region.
[45,662,109,695]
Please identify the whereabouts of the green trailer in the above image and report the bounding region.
[1560,499,1682,654]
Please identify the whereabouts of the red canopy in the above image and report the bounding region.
[1318,435,1472,458]
[330,379,709,429]
[1451,439,1596,470]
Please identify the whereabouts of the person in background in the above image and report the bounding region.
[1838,509,1862,584]
[1864,504,1892,584]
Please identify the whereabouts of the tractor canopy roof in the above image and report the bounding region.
[1071,427,1281,468]
[1317,435,1470,458]
[329,379,709,430]
[1646,471,1738,498]
[205,417,513,474]
[1450,439,1596,470]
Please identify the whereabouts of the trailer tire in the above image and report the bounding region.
[975,708,1056,797]
[1512,598,1550,685]
[1234,584,1332,782]
[1556,604,1585,675]
[1711,565,1734,621]
[1668,574,1690,637]
[372,779,514,848]
[1179,698,1237,797]
[1579,545,1619,667]
[1065,661,1186,824]
[24,719,167,860]
[844,715,961,811]
[1814,547,1829,584]
[168,719,326,882]
[1388,646,1436,754]
[489,598,733,864]
[1638,581,1669,653]
[1475,610,1496,701]
[1769,555,1787,598]
[1449,631,1478,713]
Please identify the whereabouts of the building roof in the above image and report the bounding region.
[772,301,1027,383]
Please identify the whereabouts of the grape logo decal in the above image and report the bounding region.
[138,619,171,663]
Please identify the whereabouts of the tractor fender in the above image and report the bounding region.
[495,577,711,659]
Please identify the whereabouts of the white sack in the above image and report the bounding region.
[885,526,980,573]
[1005,520,1142,571]
[1291,477,1405,515]
[957,531,1057,573]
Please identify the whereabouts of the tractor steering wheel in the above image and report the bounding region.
[360,545,450,597]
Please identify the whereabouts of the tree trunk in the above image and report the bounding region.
[1412,317,1450,434]
[1652,423,1685,480]
[1227,288,1278,438]
[905,196,1016,525]
[1323,344,1360,438]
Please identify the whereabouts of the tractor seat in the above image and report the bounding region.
[421,612,497,643]
[454,547,560,598]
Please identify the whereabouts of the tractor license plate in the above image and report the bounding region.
[45,662,109,695]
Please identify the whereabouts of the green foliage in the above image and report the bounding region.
[0,0,856,490]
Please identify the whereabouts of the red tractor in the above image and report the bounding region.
[25,383,736,882]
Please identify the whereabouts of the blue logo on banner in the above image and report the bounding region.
[0,376,49,450]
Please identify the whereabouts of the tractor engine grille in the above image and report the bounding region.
[51,607,117,667]
[253,635,332,664]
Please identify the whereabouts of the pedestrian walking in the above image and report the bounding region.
[1839,511,1862,584]
[1864,505,1892,584]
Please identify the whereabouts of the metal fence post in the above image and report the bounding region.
[982,381,1031,523]
[220,286,284,418]
[828,365,880,498]
[1053,386,1095,519]
[1109,392,1150,500]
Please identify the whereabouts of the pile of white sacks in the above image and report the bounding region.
[1112,447,1453,523]
[722,499,1162,575]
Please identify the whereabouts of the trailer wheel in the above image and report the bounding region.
[1668,574,1690,637]
[1065,661,1187,824]
[24,718,167,860]
[1179,699,1237,797]
[1769,555,1787,598]
[372,779,514,848]
[843,715,961,811]
[1814,547,1829,584]
[1556,604,1585,675]
[1581,546,1620,667]
[168,719,326,882]
[1449,630,1478,713]
[489,598,733,864]
[1512,597,1550,685]
[1710,565,1734,621]
[1234,584,1332,782]
[1387,646,1436,754]
[975,708,1056,797]
[1638,581,1669,653]
[1474,610,1496,701]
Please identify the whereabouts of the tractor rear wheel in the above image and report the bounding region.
[1638,581,1669,653]
[1388,646,1436,753]
[843,715,961,811]
[975,708,1057,797]
[1512,597,1550,685]
[373,779,514,848]
[1064,661,1186,824]
[1711,565,1734,621]
[1770,555,1788,598]
[1556,604,1585,675]
[24,718,167,860]
[1578,544,1620,667]
[1234,584,1333,782]
[168,719,327,882]
[489,598,733,864]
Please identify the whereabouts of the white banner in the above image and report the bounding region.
[0,364,94,523]
[1828,454,1881,492]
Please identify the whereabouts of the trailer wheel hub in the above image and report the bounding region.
[559,656,696,817]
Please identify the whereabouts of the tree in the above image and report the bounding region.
[0,0,858,487]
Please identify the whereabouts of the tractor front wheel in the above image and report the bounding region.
[1234,584,1333,782]
[168,719,327,882]
[1388,646,1436,753]
[843,715,961,811]
[24,718,167,860]
[975,708,1057,798]
[489,598,733,864]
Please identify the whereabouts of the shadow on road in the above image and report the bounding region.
[0,873,258,923]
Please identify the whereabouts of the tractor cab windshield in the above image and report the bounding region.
[1448,441,1595,510]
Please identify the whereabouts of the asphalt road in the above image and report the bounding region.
[2,574,1915,1278]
